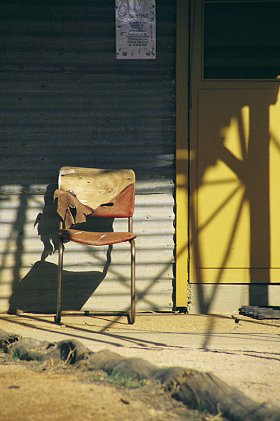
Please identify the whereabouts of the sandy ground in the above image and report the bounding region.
[0,358,218,421]
[0,313,279,419]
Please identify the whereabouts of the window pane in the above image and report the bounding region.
[204,1,280,79]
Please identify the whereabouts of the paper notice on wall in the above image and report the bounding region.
[116,0,156,60]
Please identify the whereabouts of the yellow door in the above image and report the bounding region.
[190,1,280,286]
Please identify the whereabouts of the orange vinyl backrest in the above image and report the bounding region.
[58,167,135,218]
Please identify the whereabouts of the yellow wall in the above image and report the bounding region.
[176,0,280,298]
[190,88,280,284]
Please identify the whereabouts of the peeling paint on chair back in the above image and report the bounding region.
[59,166,135,218]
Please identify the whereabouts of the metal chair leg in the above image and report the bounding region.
[128,238,136,324]
[55,234,63,324]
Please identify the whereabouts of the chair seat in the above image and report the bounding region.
[60,229,137,246]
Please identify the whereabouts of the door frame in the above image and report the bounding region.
[175,0,190,308]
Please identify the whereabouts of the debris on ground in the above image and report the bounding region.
[1,329,279,421]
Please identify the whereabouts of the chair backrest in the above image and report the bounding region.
[58,166,135,218]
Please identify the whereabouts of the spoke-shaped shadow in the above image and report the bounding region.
[188,83,280,346]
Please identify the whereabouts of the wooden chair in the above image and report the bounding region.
[54,166,137,324]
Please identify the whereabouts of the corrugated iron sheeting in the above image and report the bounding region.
[0,1,176,313]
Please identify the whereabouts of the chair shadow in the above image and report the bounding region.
[8,183,116,314]
[8,260,107,314]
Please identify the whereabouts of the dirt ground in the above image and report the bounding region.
[0,313,279,420]
[0,356,221,421]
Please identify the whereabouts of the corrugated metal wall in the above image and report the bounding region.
[0,1,176,313]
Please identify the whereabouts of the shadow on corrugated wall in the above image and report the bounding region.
[0,1,177,313]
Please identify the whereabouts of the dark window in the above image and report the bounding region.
[204,1,280,79]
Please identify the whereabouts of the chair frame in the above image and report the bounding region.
[54,168,136,325]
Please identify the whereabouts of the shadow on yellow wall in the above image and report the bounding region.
[190,85,280,311]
